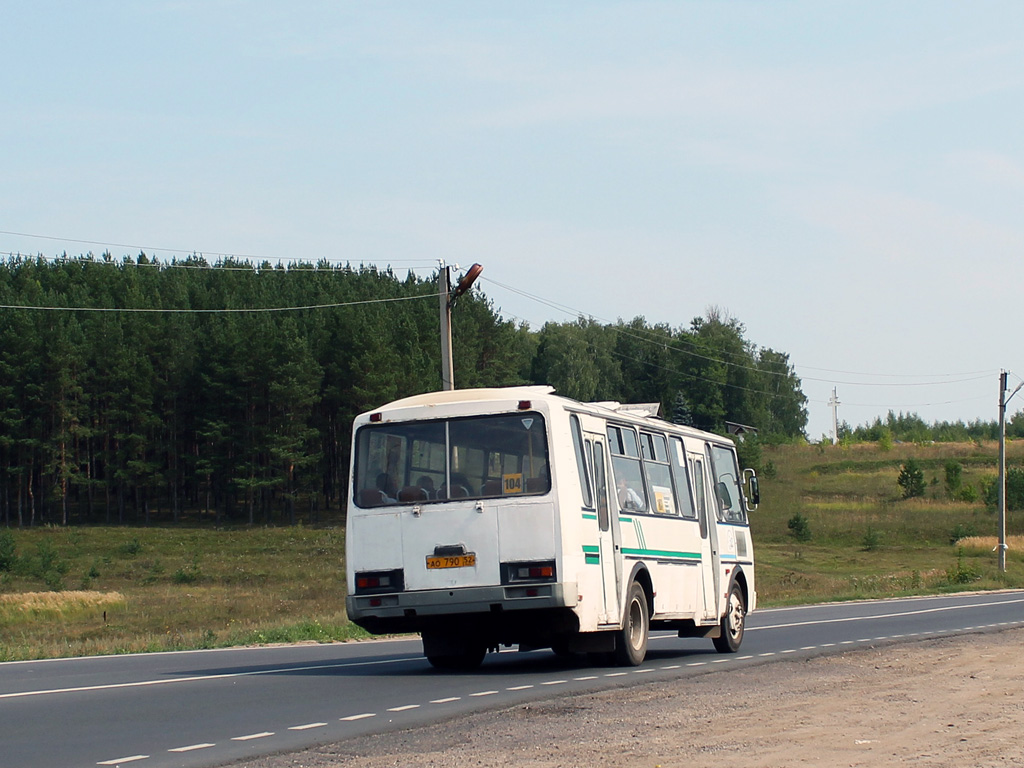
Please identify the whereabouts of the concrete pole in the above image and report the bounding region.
[439,264,454,391]
[998,371,1007,573]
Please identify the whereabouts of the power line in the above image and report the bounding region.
[482,276,993,389]
[0,292,440,314]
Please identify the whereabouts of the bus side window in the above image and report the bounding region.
[691,457,709,539]
[607,425,648,513]
[640,432,677,515]
[571,414,593,508]
[593,441,610,532]
[670,437,697,520]
[709,444,746,524]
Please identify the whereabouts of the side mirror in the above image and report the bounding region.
[743,468,760,510]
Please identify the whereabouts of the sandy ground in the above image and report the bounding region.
[236,628,1024,768]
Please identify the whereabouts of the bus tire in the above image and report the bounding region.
[614,581,649,666]
[426,646,486,671]
[713,581,746,653]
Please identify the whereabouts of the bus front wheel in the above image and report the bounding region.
[713,581,746,653]
[614,581,649,666]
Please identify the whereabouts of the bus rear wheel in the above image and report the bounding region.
[422,630,487,671]
[614,581,649,666]
[426,647,486,671]
[713,581,746,653]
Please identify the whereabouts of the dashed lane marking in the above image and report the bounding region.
[388,705,420,712]
[340,713,376,721]
[168,743,215,753]
[98,756,148,765]
[431,697,461,703]
[231,732,274,741]
[289,722,328,730]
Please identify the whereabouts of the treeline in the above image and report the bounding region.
[840,410,1024,445]
[0,256,807,527]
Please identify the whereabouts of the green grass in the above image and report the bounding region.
[2,440,1024,661]
[0,525,368,661]
[752,440,1024,605]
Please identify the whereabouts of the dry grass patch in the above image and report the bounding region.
[958,535,1024,550]
[0,590,125,612]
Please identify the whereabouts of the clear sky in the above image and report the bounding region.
[4,1,1024,438]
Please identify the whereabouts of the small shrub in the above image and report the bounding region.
[117,538,143,557]
[983,467,1024,510]
[946,547,980,584]
[862,527,882,551]
[172,566,200,584]
[142,560,165,585]
[956,484,979,503]
[788,512,812,542]
[34,540,70,591]
[762,460,777,480]
[0,528,16,572]
[172,554,202,584]
[877,430,893,452]
[949,523,977,545]
[897,459,926,499]
[944,461,963,497]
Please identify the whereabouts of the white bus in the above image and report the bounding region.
[345,386,759,669]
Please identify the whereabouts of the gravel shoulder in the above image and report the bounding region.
[236,628,1024,768]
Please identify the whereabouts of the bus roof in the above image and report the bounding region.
[360,386,736,446]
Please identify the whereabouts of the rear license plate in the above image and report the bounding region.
[426,554,476,569]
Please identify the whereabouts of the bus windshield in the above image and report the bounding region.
[354,412,550,507]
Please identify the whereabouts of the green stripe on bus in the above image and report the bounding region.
[620,547,701,561]
[582,545,599,554]
[582,513,598,520]
[584,554,600,565]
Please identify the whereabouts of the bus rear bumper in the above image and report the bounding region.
[347,581,578,635]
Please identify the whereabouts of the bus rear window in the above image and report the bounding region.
[354,413,549,507]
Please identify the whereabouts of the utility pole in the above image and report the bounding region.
[438,262,483,391]
[997,370,1023,573]
[829,387,841,445]
[439,264,454,391]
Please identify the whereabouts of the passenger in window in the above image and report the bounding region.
[416,475,436,498]
[441,473,472,498]
[617,478,645,511]
[375,472,397,503]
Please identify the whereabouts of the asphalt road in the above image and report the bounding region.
[3,590,1024,768]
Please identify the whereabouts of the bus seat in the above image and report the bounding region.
[481,480,502,496]
[358,488,387,507]
[398,486,428,502]
[439,484,470,499]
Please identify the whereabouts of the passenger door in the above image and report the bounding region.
[588,434,622,625]
[689,452,720,622]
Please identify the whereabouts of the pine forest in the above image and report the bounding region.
[0,255,808,527]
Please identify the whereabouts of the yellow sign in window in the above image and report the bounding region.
[503,473,523,494]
